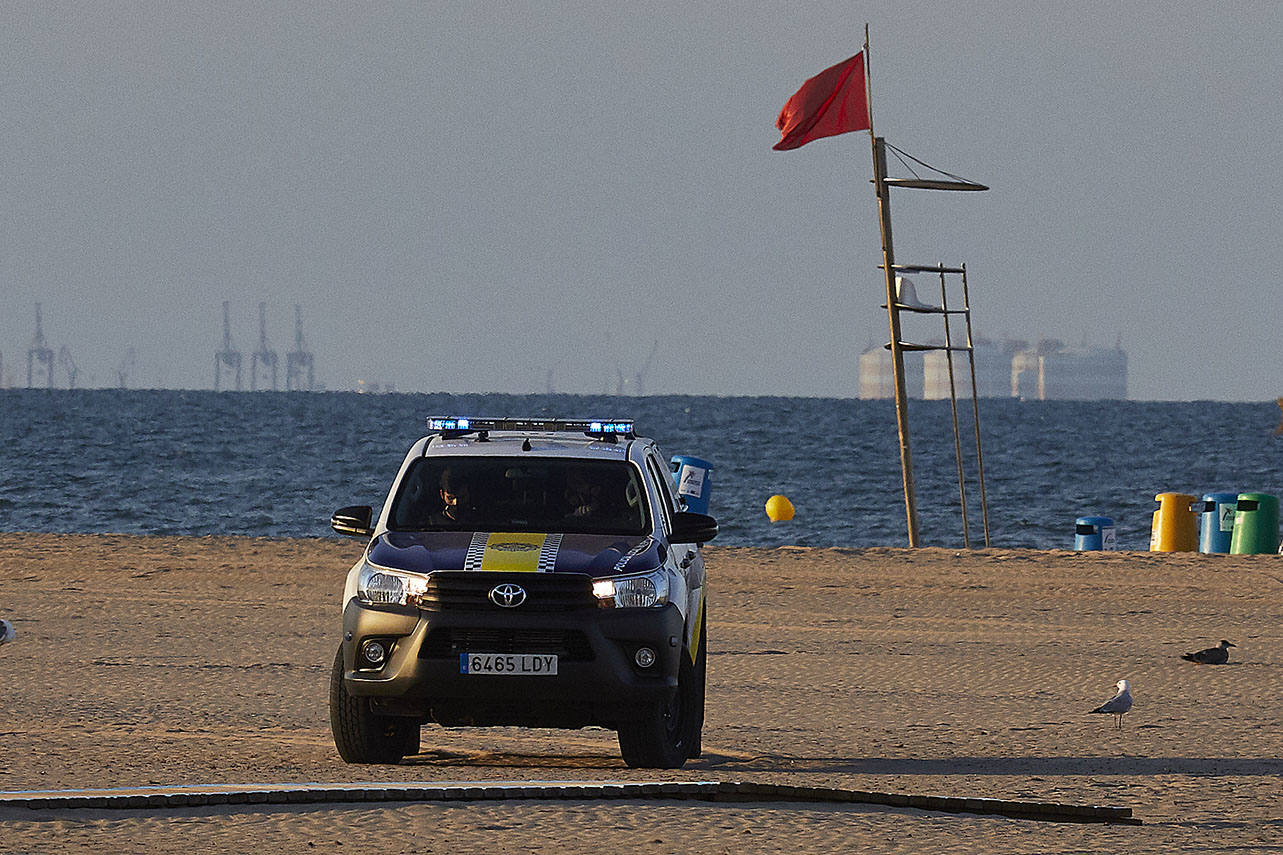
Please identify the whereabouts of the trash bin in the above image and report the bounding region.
[1150,492,1199,552]
[669,455,713,515]
[1200,492,1239,554]
[1074,516,1116,551]
[1230,492,1279,554]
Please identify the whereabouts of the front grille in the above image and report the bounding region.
[414,572,597,612]
[420,627,594,661]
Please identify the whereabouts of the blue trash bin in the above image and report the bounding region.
[1074,516,1116,551]
[1200,492,1239,554]
[669,455,713,515]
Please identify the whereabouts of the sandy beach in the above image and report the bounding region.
[1,532,1280,853]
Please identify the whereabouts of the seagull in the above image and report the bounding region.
[0,619,13,646]
[1090,679,1133,729]
[1182,639,1235,664]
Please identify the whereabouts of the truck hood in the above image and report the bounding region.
[367,531,662,576]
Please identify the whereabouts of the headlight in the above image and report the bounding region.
[592,570,669,608]
[357,559,428,606]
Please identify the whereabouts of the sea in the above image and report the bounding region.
[2,389,1281,551]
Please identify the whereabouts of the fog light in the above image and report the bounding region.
[634,646,657,668]
[361,639,387,666]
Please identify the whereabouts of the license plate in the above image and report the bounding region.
[460,653,558,675]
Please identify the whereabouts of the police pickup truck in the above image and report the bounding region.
[328,417,717,769]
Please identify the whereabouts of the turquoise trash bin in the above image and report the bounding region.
[669,455,713,514]
[1074,516,1116,551]
[1200,492,1239,554]
[1230,492,1280,554]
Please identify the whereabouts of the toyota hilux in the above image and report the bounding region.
[328,417,717,768]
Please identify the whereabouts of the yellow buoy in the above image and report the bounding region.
[765,494,795,522]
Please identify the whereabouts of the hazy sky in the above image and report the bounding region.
[2,2,1280,400]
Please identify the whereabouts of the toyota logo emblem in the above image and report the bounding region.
[489,583,527,608]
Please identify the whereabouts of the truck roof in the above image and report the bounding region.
[417,417,644,461]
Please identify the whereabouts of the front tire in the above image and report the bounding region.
[329,646,418,764]
[617,611,706,768]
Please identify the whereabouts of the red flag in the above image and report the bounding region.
[773,52,869,151]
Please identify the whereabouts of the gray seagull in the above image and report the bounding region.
[1090,679,1133,729]
[1182,639,1235,664]
[0,619,13,646]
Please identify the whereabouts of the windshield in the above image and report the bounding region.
[388,456,650,536]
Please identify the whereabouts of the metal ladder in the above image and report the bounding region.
[883,262,991,548]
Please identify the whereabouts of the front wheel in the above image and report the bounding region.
[329,646,419,764]
[617,611,706,768]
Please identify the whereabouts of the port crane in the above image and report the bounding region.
[250,302,279,391]
[214,301,243,391]
[634,339,659,397]
[116,348,136,389]
[284,305,314,391]
[614,340,659,396]
[26,303,54,388]
[57,345,78,389]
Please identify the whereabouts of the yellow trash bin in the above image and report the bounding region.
[1150,492,1199,552]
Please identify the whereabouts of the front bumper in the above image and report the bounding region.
[340,592,684,730]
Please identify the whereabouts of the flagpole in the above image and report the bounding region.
[863,25,873,137]
[864,25,921,547]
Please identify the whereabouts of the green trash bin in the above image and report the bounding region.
[1229,492,1279,554]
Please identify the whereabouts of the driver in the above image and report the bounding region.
[429,468,481,525]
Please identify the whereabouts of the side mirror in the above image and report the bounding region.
[331,505,374,538]
[669,511,718,544]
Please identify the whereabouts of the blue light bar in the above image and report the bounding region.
[427,417,470,432]
[426,417,634,439]
[586,421,633,436]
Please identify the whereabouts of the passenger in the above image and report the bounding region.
[564,467,637,529]
[563,467,605,520]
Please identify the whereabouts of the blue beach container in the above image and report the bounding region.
[1200,492,1239,554]
[669,455,713,515]
[1074,516,1116,551]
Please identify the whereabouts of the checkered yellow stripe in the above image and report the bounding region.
[463,532,555,572]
